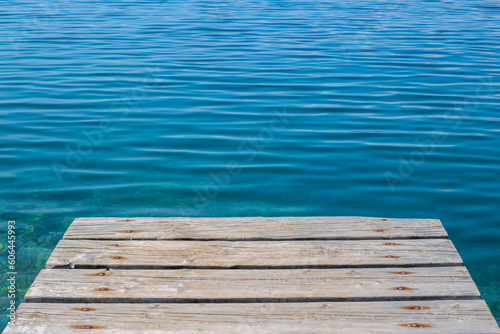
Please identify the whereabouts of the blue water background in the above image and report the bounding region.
[1,0,500,328]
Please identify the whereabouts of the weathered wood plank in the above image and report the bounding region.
[45,239,462,269]
[25,267,480,303]
[4,301,499,333]
[63,217,447,240]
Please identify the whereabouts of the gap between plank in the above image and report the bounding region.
[25,296,481,304]
[62,236,449,241]
[50,263,464,270]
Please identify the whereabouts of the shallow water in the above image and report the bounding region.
[1,0,500,328]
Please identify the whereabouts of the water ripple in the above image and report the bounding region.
[1,0,500,327]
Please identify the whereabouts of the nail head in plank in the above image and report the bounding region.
[45,239,462,269]
[25,267,480,303]
[63,217,448,240]
[4,301,499,333]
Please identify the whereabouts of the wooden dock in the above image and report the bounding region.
[4,217,499,333]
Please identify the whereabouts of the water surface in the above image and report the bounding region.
[1,0,500,328]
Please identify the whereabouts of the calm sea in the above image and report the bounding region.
[1,0,499,328]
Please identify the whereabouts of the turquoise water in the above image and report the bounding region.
[1,0,500,328]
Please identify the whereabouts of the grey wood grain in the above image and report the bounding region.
[4,301,499,333]
[24,267,480,303]
[63,217,447,240]
[45,239,462,269]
